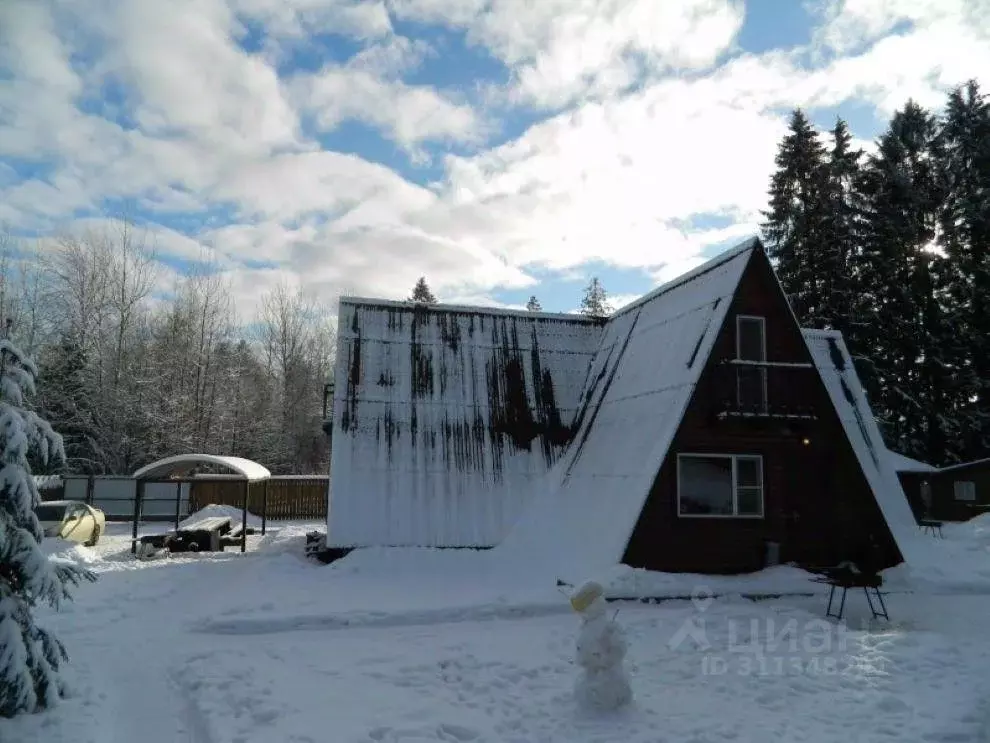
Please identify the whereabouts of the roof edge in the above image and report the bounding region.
[607,236,759,320]
[338,236,760,325]
[935,457,990,474]
[337,296,603,324]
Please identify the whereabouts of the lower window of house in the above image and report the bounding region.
[678,454,764,517]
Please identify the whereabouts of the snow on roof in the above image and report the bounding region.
[495,241,756,578]
[801,329,926,564]
[937,457,990,474]
[132,455,271,482]
[336,296,598,323]
[886,450,938,473]
[328,303,603,547]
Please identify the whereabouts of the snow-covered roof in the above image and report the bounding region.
[496,240,756,576]
[132,455,271,482]
[328,300,603,547]
[886,450,938,473]
[801,329,926,564]
[937,457,990,475]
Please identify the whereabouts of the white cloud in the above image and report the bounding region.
[293,67,484,147]
[231,0,393,41]
[93,0,301,155]
[814,0,989,54]
[432,84,787,271]
[390,0,745,107]
[4,0,990,322]
[210,150,435,222]
[290,35,485,148]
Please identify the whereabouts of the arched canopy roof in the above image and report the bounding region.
[132,454,271,482]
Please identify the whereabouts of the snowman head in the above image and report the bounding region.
[570,580,607,618]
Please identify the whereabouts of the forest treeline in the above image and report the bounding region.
[761,80,990,466]
[2,220,335,476]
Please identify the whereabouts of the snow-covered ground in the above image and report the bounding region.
[5,514,990,743]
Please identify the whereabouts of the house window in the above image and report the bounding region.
[954,481,976,502]
[736,315,767,411]
[678,454,764,517]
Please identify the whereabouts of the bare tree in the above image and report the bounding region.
[103,218,157,386]
[256,283,336,472]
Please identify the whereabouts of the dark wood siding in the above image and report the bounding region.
[902,462,990,522]
[189,477,329,520]
[622,248,902,574]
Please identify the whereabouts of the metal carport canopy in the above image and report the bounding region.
[132,454,271,482]
[130,455,271,554]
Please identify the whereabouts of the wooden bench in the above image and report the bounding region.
[811,566,889,622]
[917,519,944,538]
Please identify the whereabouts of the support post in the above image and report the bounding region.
[174,481,182,531]
[241,480,249,553]
[262,479,269,536]
[131,480,145,555]
[85,474,95,505]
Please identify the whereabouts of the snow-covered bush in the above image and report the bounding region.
[0,336,95,718]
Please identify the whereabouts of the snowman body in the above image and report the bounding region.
[571,582,632,711]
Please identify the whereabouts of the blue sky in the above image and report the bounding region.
[1,0,987,318]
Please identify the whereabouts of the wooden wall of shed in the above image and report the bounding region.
[897,472,928,520]
[930,462,990,522]
[189,478,329,520]
[623,249,901,574]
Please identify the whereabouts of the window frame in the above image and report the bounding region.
[676,453,765,519]
[735,315,768,411]
[735,315,767,362]
[954,480,977,502]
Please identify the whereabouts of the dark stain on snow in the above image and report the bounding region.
[341,309,362,433]
[438,312,461,353]
[409,307,435,399]
[827,337,846,371]
[687,298,721,368]
[339,303,596,475]
[565,310,643,477]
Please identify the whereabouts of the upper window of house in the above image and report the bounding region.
[736,315,766,361]
[954,480,976,502]
[678,454,764,517]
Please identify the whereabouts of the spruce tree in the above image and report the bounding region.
[761,109,828,326]
[409,277,437,304]
[580,278,612,318]
[0,328,95,718]
[35,336,100,474]
[526,296,542,312]
[853,101,950,462]
[938,80,990,461]
[818,119,863,341]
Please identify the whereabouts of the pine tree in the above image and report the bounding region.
[938,80,990,461]
[580,278,612,318]
[35,336,100,475]
[0,326,96,718]
[853,100,950,462]
[526,296,542,312]
[409,277,437,304]
[761,109,828,326]
[818,118,863,341]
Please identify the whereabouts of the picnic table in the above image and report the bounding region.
[134,516,254,558]
[918,519,944,538]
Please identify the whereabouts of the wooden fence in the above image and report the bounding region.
[189,476,328,520]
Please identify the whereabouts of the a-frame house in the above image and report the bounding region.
[327,238,922,576]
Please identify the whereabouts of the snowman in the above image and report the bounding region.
[569,580,632,712]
